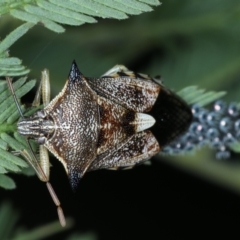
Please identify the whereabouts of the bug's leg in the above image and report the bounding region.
[36,70,66,225]
[6,76,65,226]
[17,149,47,181]
[101,65,151,80]
[38,69,51,179]
[39,144,50,180]
[12,149,49,179]
[34,70,65,223]
[32,69,52,179]
[88,130,160,171]
[32,69,50,107]
[32,78,42,107]
[41,69,51,106]
[101,65,128,77]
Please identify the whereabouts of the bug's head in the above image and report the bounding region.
[17,110,55,143]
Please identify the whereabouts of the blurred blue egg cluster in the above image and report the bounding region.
[163,100,240,159]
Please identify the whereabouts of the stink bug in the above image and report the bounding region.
[7,61,192,226]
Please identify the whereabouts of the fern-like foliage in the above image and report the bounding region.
[0,23,34,77]
[0,0,161,83]
[0,0,161,33]
[0,77,37,189]
[177,86,226,107]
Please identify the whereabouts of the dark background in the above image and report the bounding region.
[5,156,240,239]
[1,0,240,239]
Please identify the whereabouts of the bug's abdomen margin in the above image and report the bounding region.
[149,87,193,147]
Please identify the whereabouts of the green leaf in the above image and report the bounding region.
[10,9,66,33]
[0,23,34,54]
[0,174,16,189]
[0,77,37,189]
[229,142,240,153]
[7,105,25,124]
[0,1,161,79]
[0,23,33,77]
[0,78,36,124]
[0,0,161,33]
[113,0,153,11]
[0,138,8,150]
[37,1,96,23]
[140,0,160,4]
[177,86,226,107]
[0,166,7,174]
[93,0,142,15]
[0,58,22,65]
[24,5,84,26]
[59,0,128,19]
[0,151,21,172]
[0,148,28,168]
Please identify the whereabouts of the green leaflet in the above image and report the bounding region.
[0,23,34,54]
[177,86,226,107]
[0,23,33,77]
[0,174,16,189]
[0,77,36,189]
[0,0,161,33]
[0,1,161,81]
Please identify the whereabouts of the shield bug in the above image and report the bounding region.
[7,61,192,226]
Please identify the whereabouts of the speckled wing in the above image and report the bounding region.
[87,65,161,113]
[88,130,160,171]
[88,65,192,148]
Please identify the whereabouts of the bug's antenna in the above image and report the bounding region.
[6,77,66,227]
[6,77,24,118]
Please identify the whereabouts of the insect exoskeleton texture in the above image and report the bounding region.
[17,61,192,191]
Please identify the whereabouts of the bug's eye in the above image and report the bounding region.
[37,137,46,145]
[36,110,46,118]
